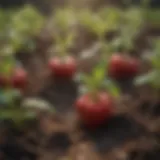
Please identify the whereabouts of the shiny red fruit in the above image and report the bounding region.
[49,56,77,79]
[75,92,113,128]
[108,54,140,79]
[11,68,28,89]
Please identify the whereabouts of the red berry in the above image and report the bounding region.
[11,68,28,89]
[49,56,77,79]
[108,54,140,79]
[75,92,113,128]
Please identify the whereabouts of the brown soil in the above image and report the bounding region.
[0,3,160,160]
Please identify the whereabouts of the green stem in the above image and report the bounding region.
[88,78,102,101]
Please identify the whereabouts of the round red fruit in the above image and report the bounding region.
[49,56,77,79]
[11,68,28,89]
[75,92,113,128]
[108,54,140,79]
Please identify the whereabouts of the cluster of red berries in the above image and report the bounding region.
[48,54,139,80]
[49,54,140,128]
[0,53,139,128]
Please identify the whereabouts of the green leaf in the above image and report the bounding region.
[77,73,92,85]
[145,9,160,26]
[0,108,36,122]
[92,60,106,82]
[53,7,76,32]
[134,71,158,86]
[103,80,120,97]
[0,55,15,75]
[147,38,160,69]
[150,55,160,69]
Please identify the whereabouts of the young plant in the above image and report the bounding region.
[105,9,142,80]
[135,39,160,89]
[0,56,30,126]
[78,8,121,42]
[10,5,45,53]
[110,7,144,52]
[0,55,28,90]
[0,5,44,56]
[0,55,55,127]
[48,8,77,79]
[75,60,120,128]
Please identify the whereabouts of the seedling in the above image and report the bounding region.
[135,39,160,89]
[0,5,44,56]
[50,7,77,56]
[0,55,55,127]
[78,60,120,97]
[78,8,121,42]
[110,8,144,52]
[75,59,120,128]
[48,8,77,79]
[0,58,28,126]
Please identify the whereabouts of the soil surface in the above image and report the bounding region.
[0,3,160,160]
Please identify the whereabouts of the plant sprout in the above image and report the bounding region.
[78,59,120,98]
[52,7,77,33]
[111,7,144,52]
[0,55,34,126]
[78,8,121,41]
[135,39,160,89]
[50,8,77,56]
[0,5,45,56]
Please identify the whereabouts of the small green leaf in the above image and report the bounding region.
[77,73,93,86]
[134,71,158,86]
[145,9,160,26]
[0,55,15,75]
[103,80,120,97]
[0,109,37,127]
[92,60,106,82]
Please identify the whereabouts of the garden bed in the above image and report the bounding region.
[0,3,160,160]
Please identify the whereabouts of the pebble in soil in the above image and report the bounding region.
[80,115,144,153]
